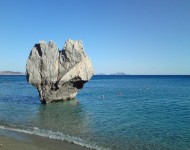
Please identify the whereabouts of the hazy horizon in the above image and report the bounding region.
[0,70,190,76]
[0,0,190,75]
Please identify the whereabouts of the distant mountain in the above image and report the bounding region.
[95,73,107,75]
[0,71,24,75]
[110,72,130,75]
[95,72,130,75]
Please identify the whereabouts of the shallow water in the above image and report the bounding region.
[0,75,190,150]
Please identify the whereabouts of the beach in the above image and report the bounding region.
[0,128,92,150]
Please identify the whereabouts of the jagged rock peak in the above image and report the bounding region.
[26,39,94,103]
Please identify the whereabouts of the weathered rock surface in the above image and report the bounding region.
[26,39,94,103]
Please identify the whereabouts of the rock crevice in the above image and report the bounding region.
[26,39,94,103]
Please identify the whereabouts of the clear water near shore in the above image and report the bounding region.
[0,75,190,150]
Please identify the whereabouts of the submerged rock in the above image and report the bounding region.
[26,39,94,103]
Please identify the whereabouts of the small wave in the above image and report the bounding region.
[0,125,110,150]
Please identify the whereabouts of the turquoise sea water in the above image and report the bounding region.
[0,75,190,150]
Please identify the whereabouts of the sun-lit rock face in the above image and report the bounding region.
[26,39,94,103]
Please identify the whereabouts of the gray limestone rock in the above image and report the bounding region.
[26,39,94,103]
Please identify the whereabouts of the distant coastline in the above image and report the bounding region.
[0,71,189,76]
[95,74,190,76]
[0,71,24,75]
[96,72,131,75]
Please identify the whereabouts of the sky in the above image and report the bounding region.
[0,0,190,75]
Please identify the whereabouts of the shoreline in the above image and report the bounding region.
[0,128,94,150]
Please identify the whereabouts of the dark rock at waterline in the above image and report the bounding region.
[26,39,94,103]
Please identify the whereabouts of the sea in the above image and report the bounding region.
[0,75,190,150]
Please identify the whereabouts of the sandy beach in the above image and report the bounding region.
[0,128,92,150]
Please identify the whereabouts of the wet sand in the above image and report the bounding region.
[0,128,93,150]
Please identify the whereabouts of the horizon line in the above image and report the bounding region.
[0,71,189,76]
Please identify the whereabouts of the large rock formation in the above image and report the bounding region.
[26,39,94,103]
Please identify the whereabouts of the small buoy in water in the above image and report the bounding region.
[102,95,104,98]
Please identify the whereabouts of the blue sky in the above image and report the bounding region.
[0,0,190,75]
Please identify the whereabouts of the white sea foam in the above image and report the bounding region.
[0,125,110,150]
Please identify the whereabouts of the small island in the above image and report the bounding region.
[0,71,24,75]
